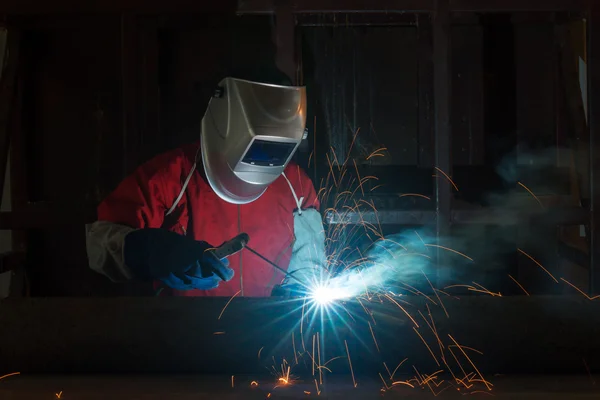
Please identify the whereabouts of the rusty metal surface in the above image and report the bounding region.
[0,296,599,376]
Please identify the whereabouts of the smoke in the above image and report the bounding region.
[489,145,572,208]
[325,146,573,297]
[323,231,438,299]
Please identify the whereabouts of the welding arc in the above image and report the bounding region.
[244,245,305,287]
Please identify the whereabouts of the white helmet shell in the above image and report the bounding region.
[201,77,307,204]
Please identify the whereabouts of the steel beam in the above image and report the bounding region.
[0,0,239,14]
[296,13,417,26]
[449,0,588,12]
[0,206,587,229]
[237,0,588,14]
[274,1,297,83]
[325,207,590,225]
[0,0,588,14]
[238,0,434,14]
[417,15,434,167]
[589,5,600,295]
[433,0,452,286]
[0,29,19,209]
[326,210,437,225]
[0,296,599,374]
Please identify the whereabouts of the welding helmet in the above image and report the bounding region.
[200,74,307,204]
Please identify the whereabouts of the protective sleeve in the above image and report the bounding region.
[284,208,327,287]
[283,166,326,287]
[86,150,187,282]
[296,164,320,210]
[86,221,136,282]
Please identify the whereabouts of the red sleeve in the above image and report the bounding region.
[97,147,192,229]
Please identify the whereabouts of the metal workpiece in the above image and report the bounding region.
[0,296,599,375]
[1,374,600,399]
[325,207,589,225]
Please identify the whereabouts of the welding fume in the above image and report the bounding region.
[84,67,328,298]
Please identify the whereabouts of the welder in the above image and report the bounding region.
[85,67,326,297]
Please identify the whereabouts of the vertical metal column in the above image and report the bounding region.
[274,0,297,84]
[417,15,434,168]
[0,29,19,209]
[589,4,600,295]
[433,0,452,286]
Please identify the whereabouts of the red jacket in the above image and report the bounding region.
[97,142,319,297]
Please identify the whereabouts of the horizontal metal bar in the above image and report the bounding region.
[326,210,437,225]
[326,207,590,225]
[238,0,588,14]
[450,0,589,12]
[297,13,418,26]
[0,296,599,374]
[0,205,588,229]
[0,0,587,14]
[0,1,238,14]
[238,0,434,14]
[7,15,232,30]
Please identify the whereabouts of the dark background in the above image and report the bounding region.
[0,6,592,298]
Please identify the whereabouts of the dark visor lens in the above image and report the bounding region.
[242,139,296,167]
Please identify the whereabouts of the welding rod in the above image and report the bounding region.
[244,245,303,286]
[198,233,304,287]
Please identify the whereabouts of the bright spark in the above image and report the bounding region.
[310,284,352,306]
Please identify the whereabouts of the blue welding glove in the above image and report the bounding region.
[123,228,234,290]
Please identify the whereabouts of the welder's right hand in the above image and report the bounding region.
[161,258,232,290]
[123,228,234,290]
